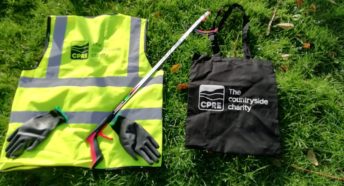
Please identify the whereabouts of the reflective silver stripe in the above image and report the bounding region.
[10,108,162,124]
[46,16,67,78]
[19,75,163,87]
[128,17,141,75]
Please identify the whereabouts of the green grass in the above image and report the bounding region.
[0,0,343,185]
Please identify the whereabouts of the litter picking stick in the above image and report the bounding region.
[87,11,211,168]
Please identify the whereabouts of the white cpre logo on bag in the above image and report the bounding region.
[198,85,225,111]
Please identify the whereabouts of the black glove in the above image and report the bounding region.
[6,107,68,158]
[110,115,160,164]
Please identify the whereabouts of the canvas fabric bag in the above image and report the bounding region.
[185,4,281,155]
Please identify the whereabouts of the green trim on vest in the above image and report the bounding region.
[0,14,163,171]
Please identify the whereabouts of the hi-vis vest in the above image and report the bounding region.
[0,14,163,171]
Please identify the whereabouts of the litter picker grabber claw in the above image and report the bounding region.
[86,11,211,168]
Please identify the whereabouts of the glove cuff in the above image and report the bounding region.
[52,106,69,123]
[110,115,124,134]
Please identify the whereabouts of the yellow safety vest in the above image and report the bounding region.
[0,14,163,171]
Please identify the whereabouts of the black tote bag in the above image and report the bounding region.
[185,4,281,155]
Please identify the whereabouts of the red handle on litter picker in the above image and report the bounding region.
[86,114,114,168]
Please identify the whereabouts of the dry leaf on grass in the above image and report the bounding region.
[328,51,337,58]
[276,23,294,30]
[307,149,319,166]
[280,64,289,72]
[170,63,182,73]
[292,164,343,181]
[310,4,317,13]
[292,14,302,21]
[327,0,337,4]
[177,83,188,91]
[281,54,290,60]
[296,0,304,8]
[303,42,311,49]
[153,11,161,18]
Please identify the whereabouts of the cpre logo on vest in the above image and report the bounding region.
[71,42,89,60]
[198,85,225,111]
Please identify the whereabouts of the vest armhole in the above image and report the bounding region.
[143,18,151,66]
[24,16,51,70]
[144,18,148,54]
[140,19,164,77]
[139,18,155,76]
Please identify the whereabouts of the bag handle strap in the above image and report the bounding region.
[210,3,252,59]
